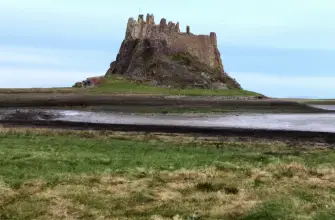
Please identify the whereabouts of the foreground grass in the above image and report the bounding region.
[0,128,335,219]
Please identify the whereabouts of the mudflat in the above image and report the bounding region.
[0,93,329,114]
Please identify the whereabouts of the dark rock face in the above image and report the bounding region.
[105,14,242,90]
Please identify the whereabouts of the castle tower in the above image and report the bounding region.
[146,13,150,23]
[175,22,180,32]
[159,18,167,31]
[146,13,155,24]
[138,14,144,24]
[210,32,217,45]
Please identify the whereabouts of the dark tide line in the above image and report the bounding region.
[1,120,335,144]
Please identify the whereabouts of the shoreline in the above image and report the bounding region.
[0,93,331,114]
[1,119,335,144]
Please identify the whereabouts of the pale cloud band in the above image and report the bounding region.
[0,51,60,65]
[0,67,99,88]
[232,72,334,98]
[0,0,334,98]
[0,66,332,99]
[0,46,333,98]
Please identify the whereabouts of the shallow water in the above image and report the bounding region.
[54,109,335,133]
[1,106,335,133]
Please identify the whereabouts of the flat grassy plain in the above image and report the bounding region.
[1,128,335,220]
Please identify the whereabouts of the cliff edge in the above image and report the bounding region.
[105,14,242,89]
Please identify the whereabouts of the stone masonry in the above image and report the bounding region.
[125,14,225,74]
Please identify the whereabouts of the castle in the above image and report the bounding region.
[74,13,241,89]
[125,13,225,74]
[102,13,242,90]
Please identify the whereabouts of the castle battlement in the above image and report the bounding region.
[126,14,217,46]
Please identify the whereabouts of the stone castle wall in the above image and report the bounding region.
[125,14,224,73]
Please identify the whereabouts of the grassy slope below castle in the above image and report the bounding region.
[0,75,261,97]
[0,128,334,220]
[89,75,261,96]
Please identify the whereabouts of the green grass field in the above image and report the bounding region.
[1,128,335,220]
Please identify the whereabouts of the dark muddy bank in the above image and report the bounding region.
[0,93,331,113]
[2,120,335,144]
[1,109,61,121]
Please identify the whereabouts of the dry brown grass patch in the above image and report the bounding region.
[0,181,16,206]
[47,197,83,220]
[0,167,259,219]
[2,163,335,219]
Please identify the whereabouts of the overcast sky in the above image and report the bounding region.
[0,0,334,98]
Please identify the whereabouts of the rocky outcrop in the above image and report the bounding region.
[73,76,104,88]
[105,13,241,89]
